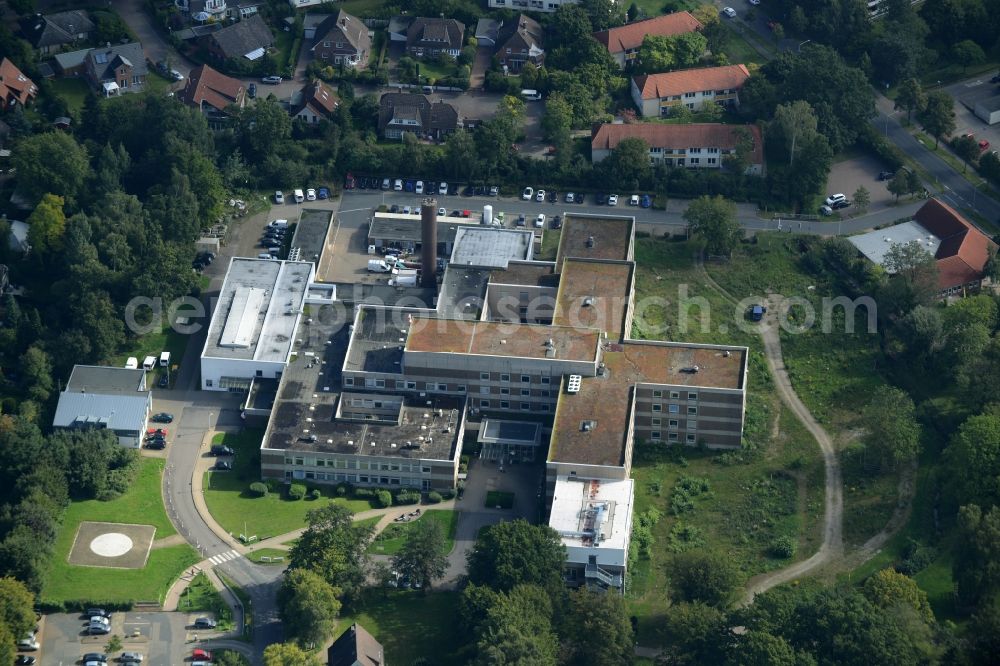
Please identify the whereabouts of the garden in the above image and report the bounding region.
[369,510,458,556]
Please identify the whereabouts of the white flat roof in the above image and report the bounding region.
[220,286,266,348]
[202,258,314,362]
[849,220,940,269]
[549,475,634,567]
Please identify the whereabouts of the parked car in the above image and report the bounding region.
[381,178,391,190]
[145,439,165,450]
[344,174,356,190]
[306,188,317,201]
[16,656,37,665]
[551,215,562,229]
[415,180,424,194]
[535,189,546,202]
[150,412,173,423]
[15,638,37,651]
[120,652,143,662]
[405,180,415,192]
[194,617,218,629]
[722,6,737,17]
[979,139,990,152]
[192,649,212,661]
[596,193,608,205]
[534,214,546,228]
[158,374,169,388]
[991,73,1000,83]
[248,83,256,99]
[81,653,106,663]
[832,199,851,210]
[824,193,846,206]
[490,185,499,197]
[261,75,282,84]
[438,207,447,217]
[449,183,460,195]
[516,214,526,227]
[565,192,576,203]
[820,205,834,216]
[608,194,619,206]
[211,444,234,456]
[877,170,894,180]
[629,194,640,206]
[439,182,449,195]
[547,190,557,202]
[147,428,168,437]
[462,185,475,196]
[318,187,329,199]
[393,179,403,191]
[641,194,652,208]
[522,186,534,200]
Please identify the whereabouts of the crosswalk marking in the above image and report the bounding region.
[208,549,241,566]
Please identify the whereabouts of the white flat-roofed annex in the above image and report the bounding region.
[848,221,941,269]
[202,257,314,363]
[548,474,634,568]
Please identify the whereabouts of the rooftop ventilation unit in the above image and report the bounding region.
[583,297,594,307]
[580,420,596,432]
[567,375,582,394]
[586,236,595,248]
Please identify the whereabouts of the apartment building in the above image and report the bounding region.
[593,12,702,69]
[631,64,750,117]
[591,122,765,175]
[487,0,578,12]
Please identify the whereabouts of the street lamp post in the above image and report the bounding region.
[209,411,213,432]
[798,39,811,53]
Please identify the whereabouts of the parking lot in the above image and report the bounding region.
[38,611,222,665]
[825,153,898,214]
[945,73,1000,153]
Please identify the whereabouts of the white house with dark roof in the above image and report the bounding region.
[52,366,153,448]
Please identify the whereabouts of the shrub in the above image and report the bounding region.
[376,490,393,508]
[309,489,322,500]
[394,489,420,505]
[335,484,348,496]
[427,491,443,504]
[249,482,268,497]
[441,489,456,500]
[770,535,797,559]
[287,483,306,500]
[353,487,375,499]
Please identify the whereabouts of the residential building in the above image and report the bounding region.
[495,14,544,73]
[52,366,153,448]
[849,198,999,297]
[406,18,465,59]
[175,0,228,18]
[488,0,580,13]
[84,43,148,96]
[312,10,370,68]
[290,81,339,123]
[594,11,703,68]
[591,122,765,175]
[327,624,385,666]
[387,16,413,43]
[179,64,246,119]
[631,64,750,117]
[0,58,37,110]
[20,10,95,55]
[199,258,317,391]
[377,92,459,140]
[205,14,274,62]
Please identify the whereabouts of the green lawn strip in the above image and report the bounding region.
[369,510,458,556]
[921,59,1000,88]
[337,0,388,17]
[178,572,235,631]
[114,322,192,373]
[43,544,199,606]
[539,228,560,260]
[49,78,90,115]
[217,572,253,640]
[484,491,514,509]
[246,548,290,565]
[42,459,198,605]
[335,590,462,666]
[203,470,372,541]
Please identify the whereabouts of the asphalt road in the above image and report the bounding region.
[345,188,926,236]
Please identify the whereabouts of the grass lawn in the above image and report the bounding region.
[49,78,91,115]
[627,237,825,646]
[246,548,290,565]
[369,510,458,556]
[484,491,514,509]
[539,229,561,260]
[203,430,373,540]
[42,459,200,605]
[115,322,192,374]
[338,0,388,16]
[178,572,235,631]
[336,590,462,666]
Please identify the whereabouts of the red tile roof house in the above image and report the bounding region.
[290,80,339,123]
[594,11,703,69]
[914,199,998,296]
[0,58,38,111]
[178,64,246,121]
[631,64,750,118]
[591,122,764,175]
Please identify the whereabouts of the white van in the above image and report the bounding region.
[159,351,171,367]
[368,259,391,273]
[521,89,542,101]
[125,357,139,369]
[269,219,289,229]
[293,189,305,203]
[258,253,276,260]
[142,356,157,371]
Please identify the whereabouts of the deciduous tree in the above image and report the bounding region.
[12,132,89,205]
[953,503,1000,605]
[288,504,375,602]
[669,550,741,607]
[475,585,558,666]
[277,568,341,647]
[952,133,980,172]
[262,642,322,666]
[952,39,985,71]
[26,194,67,255]
[683,196,742,257]
[466,519,565,593]
[392,517,449,590]
[895,78,926,122]
[862,568,934,624]
[560,589,634,666]
[0,577,35,640]
[944,412,1000,507]
[920,91,956,148]
[853,185,871,212]
[861,386,920,469]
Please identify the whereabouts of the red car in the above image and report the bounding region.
[979,139,990,152]
[192,648,212,660]
[146,428,168,437]
[344,173,356,190]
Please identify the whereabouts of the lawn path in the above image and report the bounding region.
[693,256,844,603]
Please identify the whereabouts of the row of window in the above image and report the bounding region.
[478,399,550,412]
[285,457,432,474]
[650,404,698,415]
[285,471,431,489]
[345,374,552,389]
[651,433,698,444]
[652,390,698,400]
